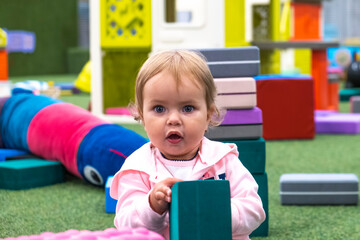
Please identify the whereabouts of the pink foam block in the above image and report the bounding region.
[214,77,256,109]
[1,228,165,240]
[27,103,109,177]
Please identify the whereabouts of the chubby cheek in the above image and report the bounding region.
[143,118,163,141]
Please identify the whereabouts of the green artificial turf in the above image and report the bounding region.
[1,76,359,239]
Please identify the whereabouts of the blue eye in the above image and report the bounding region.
[183,105,194,113]
[154,105,165,113]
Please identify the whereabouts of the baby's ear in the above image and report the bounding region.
[207,104,216,122]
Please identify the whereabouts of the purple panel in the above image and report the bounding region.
[221,107,262,125]
[315,112,360,134]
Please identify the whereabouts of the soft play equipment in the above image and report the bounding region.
[105,176,117,213]
[199,47,260,78]
[0,93,148,186]
[170,180,232,240]
[222,138,266,174]
[0,148,31,162]
[75,61,91,93]
[2,227,165,240]
[214,77,256,109]
[255,74,315,140]
[340,88,360,101]
[350,96,360,113]
[280,173,359,205]
[315,110,360,135]
[205,107,263,140]
[0,159,64,190]
[201,47,268,237]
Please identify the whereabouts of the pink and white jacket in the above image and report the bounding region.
[110,137,266,240]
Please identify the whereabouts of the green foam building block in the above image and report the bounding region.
[250,172,269,237]
[340,88,360,101]
[0,159,64,190]
[222,138,266,174]
[170,180,232,240]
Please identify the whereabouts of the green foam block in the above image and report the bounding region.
[222,138,266,174]
[170,180,232,240]
[0,159,64,190]
[340,88,360,101]
[250,172,269,237]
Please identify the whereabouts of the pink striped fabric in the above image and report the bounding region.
[27,102,109,177]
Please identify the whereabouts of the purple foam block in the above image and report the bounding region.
[221,107,262,125]
[315,111,360,134]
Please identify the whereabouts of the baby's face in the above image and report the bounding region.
[141,71,211,160]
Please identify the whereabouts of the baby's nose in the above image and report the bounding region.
[167,111,181,125]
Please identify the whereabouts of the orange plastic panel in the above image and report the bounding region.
[291,2,321,40]
[0,50,8,80]
[328,82,339,111]
[312,50,328,110]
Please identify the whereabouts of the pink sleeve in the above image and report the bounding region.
[225,153,266,238]
[110,170,169,234]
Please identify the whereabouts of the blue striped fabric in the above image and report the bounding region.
[0,93,60,150]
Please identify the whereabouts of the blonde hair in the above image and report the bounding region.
[132,49,221,126]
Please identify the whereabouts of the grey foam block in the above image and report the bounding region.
[350,96,360,113]
[205,124,262,140]
[197,47,260,78]
[280,173,359,205]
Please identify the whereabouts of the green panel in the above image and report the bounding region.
[260,49,281,74]
[250,172,269,237]
[0,0,78,76]
[0,159,64,190]
[222,138,266,174]
[225,0,248,47]
[67,47,89,74]
[252,4,270,41]
[100,0,152,48]
[102,49,150,110]
[170,180,232,240]
[269,0,281,41]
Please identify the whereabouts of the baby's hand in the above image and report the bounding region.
[149,178,182,215]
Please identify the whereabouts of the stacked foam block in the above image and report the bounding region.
[199,47,268,237]
[170,180,232,240]
[0,93,148,189]
[255,74,315,140]
[1,227,164,240]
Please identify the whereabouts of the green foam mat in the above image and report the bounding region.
[170,180,232,240]
[0,159,64,190]
[250,172,269,237]
[222,138,266,174]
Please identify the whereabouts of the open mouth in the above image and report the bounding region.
[167,133,182,143]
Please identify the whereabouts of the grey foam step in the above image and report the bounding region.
[197,47,260,77]
[205,124,262,140]
[280,173,359,205]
